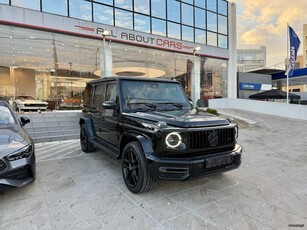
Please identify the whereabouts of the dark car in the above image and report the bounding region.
[0,100,36,191]
[79,77,242,193]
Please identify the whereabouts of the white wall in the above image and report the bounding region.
[209,98,307,121]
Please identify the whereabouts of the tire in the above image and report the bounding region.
[80,124,96,153]
[122,141,156,193]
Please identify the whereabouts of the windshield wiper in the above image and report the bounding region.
[128,102,157,109]
[157,102,183,109]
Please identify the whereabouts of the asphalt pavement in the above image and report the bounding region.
[1,109,307,230]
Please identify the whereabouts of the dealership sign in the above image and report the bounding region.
[240,83,272,90]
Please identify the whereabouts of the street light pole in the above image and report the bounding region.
[101,30,110,77]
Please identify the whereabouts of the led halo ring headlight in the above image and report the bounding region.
[165,132,182,148]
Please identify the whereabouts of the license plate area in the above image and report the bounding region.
[205,155,234,169]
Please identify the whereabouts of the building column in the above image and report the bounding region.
[191,58,201,106]
[227,2,237,98]
[100,45,113,77]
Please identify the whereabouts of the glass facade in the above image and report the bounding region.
[0,25,228,107]
[0,0,230,108]
[4,0,228,48]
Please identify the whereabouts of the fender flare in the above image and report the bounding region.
[79,116,95,138]
[119,131,154,159]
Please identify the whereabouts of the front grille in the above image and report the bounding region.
[0,159,7,172]
[24,104,45,107]
[189,128,235,150]
[2,166,33,180]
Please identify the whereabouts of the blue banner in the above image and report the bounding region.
[288,26,301,76]
[240,83,261,90]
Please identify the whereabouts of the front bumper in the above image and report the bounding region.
[147,144,242,180]
[0,152,36,191]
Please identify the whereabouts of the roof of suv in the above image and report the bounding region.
[87,76,179,85]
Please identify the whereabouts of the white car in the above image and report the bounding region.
[13,96,48,112]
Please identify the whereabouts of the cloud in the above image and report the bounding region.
[235,0,307,66]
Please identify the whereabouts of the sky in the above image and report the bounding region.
[234,0,307,69]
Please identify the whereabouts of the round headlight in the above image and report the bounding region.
[165,132,182,148]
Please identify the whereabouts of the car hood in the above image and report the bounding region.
[0,126,31,156]
[15,99,47,104]
[122,109,230,128]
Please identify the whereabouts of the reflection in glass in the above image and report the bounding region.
[152,18,166,36]
[151,0,166,19]
[207,0,217,12]
[134,0,149,14]
[218,34,227,48]
[182,0,192,4]
[218,15,227,35]
[207,12,217,32]
[115,0,132,10]
[95,0,113,5]
[200,57,228,99]
[207,31,217,47]
[181,3,193,26]
[94,3,114,25]
[11,0,40,10]
[195,0,205,9]
[167,22,180,39]
[195,8,206,29]
[134,14,150,33]
[218,0,227,16]
[69,0,92,21]
[167,0,180,23]
[182,26,193,42]
[0,0,9,4]
[115,9,133,29]
[43,0,67,16]
[195,29,206,44]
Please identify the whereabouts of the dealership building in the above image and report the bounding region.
[0,0,237,106]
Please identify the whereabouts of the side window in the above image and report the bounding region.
[83,85,94,107]
[93,84,105,110]
[105,84,117,102]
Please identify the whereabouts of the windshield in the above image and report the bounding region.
[0,104,17,126]
[121,80,189,111]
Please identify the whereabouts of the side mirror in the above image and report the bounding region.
[103,100,117,109]
[20,116,30,126]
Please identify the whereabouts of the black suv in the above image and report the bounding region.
[80,77,242,193]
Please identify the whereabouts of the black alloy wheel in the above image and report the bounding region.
[80,124,95,153]
[122,141,155,193]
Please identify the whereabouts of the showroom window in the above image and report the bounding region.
[181,3,193,26]
[134,0,149,15]
[195,8,206,30]
[218,0,228,16]
[69,0,92,21]
[11,0,40,10]
[207,0,217,12]
[152,18,166,36]
[94,3,114,26]
[182,26,194,42]
[42,0,68,16]
[167,0,180,23]
[151,0,166,19]
[134,13,150,33]
[167,22,180,40]
[207,11,217,32]
[115,9,133,29]
[95,0,113,6]
[115,0,132,10]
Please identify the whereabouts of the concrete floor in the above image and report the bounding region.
[1,109,307,230]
